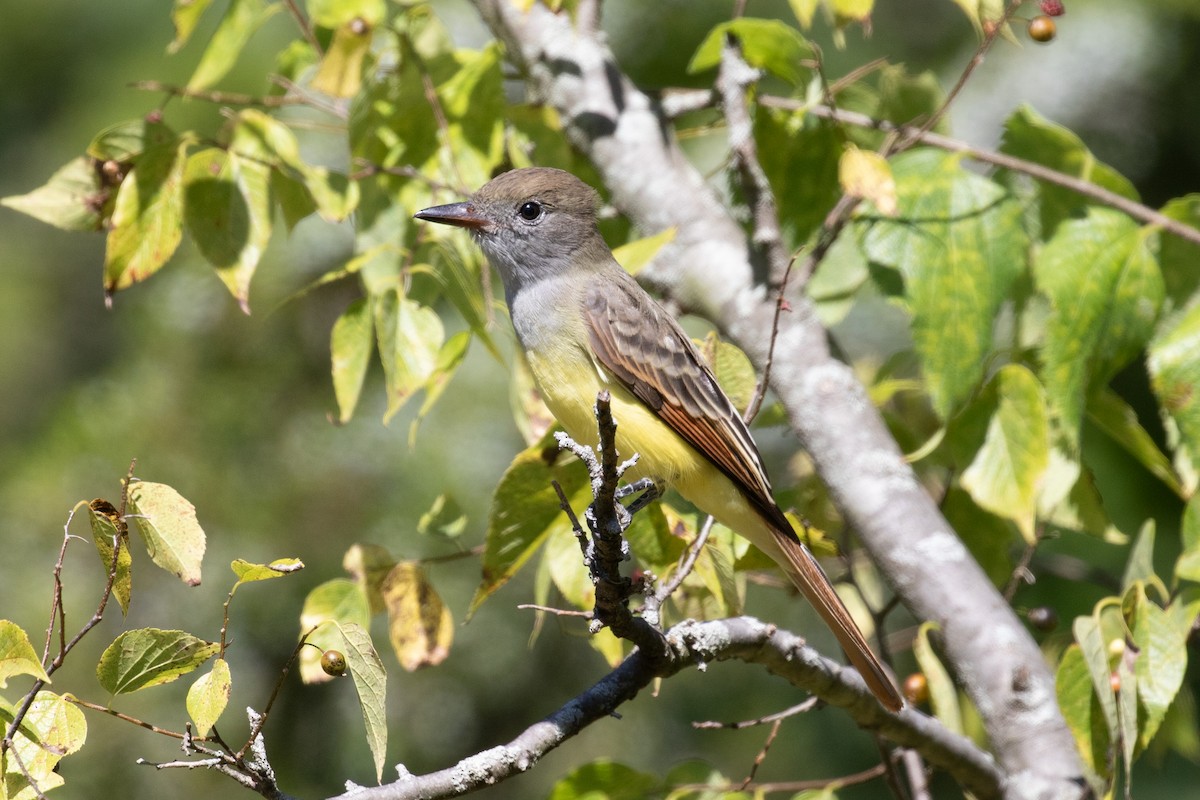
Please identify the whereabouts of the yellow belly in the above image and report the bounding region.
[525,342,783,563]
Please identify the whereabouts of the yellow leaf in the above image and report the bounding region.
[839,145,897,216]
[382,562,453,671]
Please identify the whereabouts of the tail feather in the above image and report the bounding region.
[772,529,904,712]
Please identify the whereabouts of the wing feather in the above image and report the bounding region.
[582,272,795,539]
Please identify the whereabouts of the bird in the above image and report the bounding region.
[414,167,903,711]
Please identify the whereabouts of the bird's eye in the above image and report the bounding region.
[517,201,543,221]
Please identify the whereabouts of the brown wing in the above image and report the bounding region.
[582,270,796,540]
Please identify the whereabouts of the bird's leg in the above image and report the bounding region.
[619,478,662,516]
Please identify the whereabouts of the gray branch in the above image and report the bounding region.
[472,3,1087,798]
[328,616,1003,800]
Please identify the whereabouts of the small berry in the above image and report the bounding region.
[1028,15,1056,43]
[903,673,930,705]
[320,649,348,677]
[1026,606,1058,632]
[1110,672,1121,693]
[1040,0,1065,16]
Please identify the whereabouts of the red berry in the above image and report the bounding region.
[1028,15,1056,43]
[1040,0,1065,16]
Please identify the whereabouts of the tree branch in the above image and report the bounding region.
[328,616,1003,800]
[471,3,1086,797]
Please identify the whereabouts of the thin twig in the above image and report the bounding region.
[66,697,190,740]
[738,717,784,790]
[758,99,1200,249]
[516,604,593,617]
[693,696,820,729]
[281,0,323,57]
[130,81,309,109]
[674,762,889,796]
[4,745,48,800]
[235,631,313,761]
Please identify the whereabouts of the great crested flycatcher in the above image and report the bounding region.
[415,167,903,711]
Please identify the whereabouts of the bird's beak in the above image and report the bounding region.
[413,201,491,232]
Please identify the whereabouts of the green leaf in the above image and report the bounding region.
[416,494,468,539]
[312,20,373,99]
[1087,388,1184,498]
[299,578,370,684]
[1057,644,1111,778]
[188,0,278,91]
[1036,210,1164,445]
[1175,496,1200,584]
[1157,194,1200,311]
[307,0,385,29]
[0,156,104,231]
[960,365,1049,543]
[373,289,445,423]
[104,136,188,294]
[1072,613,1118,742]
[470,438,589,616]
[941,488,1014,587]
[88,118,174,162]
[128,481,206,586]
[1149,300,1200,462]
[182,147,271,313]
[1000,105,1139,238]
[336,621,387,784]
[612,227,676,277]
[688,18,814,86]
[409,329,472,444]
[547,760,660,800]
[698,333,759,416]
[96,628,218,694]
[169,0,215,53]
[231,557,304,588]
[186,657,231,738]
[1132,589,1188,749]
[331,298,373,423]
[861,149,1026,417]
[87,498,132,615]
[624,503,684,577]
[0,620,50,688]
[438,43,506,189]
[3,691,87,799]
[381,562,453,672]
[913,622,962,735]
[1121,521,1157,594]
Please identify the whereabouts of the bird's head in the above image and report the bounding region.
[414,168,608,289]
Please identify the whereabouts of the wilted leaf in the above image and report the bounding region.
[336,621,387,784]
[342,543,396,616]
[0,156,104,231]
[88,498,132,614]
[0,620,50,688]
[128,480,206,586]
[96,628,218,695]
[840,145,896,216]
[381,562,453,672]
[186,658,231,738]
[4,691,87,799]
[231,557,304,588]
[299,578,370,684]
